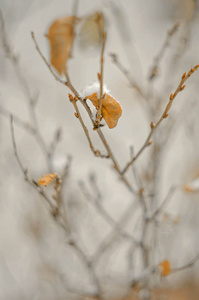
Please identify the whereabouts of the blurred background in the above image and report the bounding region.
[1,0,199,299]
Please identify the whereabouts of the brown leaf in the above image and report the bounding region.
[39,173,57,186]
[160,260,171,277]
[86,92,122,128]
[48,16,76,75]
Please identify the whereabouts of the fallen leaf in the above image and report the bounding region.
[86,92,122,128]
[48,16,76,75]
[39,173,57,186]
[160,260,171,277]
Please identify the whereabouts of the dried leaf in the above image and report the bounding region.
[86,92,122,128]
[160,260,171,277]
[39,173,57,186]
[78,12,105,51]
[48,16,76,75]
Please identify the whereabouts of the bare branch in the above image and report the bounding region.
[122,65,199,174]
[151,186,176,219]
[0,105,36,134]
[0,19,52,172]
[79,180,139,245]
[109,53,144,97]
[48,127,62,161]
[149,22,180,80]
[10,115,55,210]
[171,252,199,274]
[92,199,140,263]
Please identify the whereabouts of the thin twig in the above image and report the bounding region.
[79,181,139,245]
[72,0,79,16]
[0,9,14,59]
[31,32,67,86]
[0,20,52,172]
[48,127,62,161]
[10,115,55,210]
[149,22,180,80]
[69,95,109,158]
[150,186,176,219]
[92,199,140,263]
[0,105,36,134]
[69,241,102,298]
[109,53,144,97]
[94,32,107,128]
[171,252,199,274]
[122,65,199,174]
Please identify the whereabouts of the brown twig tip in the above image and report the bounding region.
[193,65,199,72]
[68,93,74,102]
[180,85,186,91]
[187,65,199,78]
[169,94,174,100]
[182,72,186,79]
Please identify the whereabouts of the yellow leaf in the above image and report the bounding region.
[38,173,57,186]
[86,92,122,128]
[160,260,171,277]
[48,16,76,75]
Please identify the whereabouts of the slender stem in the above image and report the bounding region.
[95,32,107,128]
[148,22,179,80]
[10,115,55,210]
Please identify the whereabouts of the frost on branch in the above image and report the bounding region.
[47,16,77,75]
[80,82,122,129]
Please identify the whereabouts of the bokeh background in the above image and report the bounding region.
[1,0,199,299]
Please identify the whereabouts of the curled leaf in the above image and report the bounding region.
[39,173,57,186]
[159,260,171,277]
[86,92,122,128]
[48,16,77,75]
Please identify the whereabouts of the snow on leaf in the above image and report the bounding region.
[38,173,57,187]
[79,81,109,99]
[159,260,171,277]
[48,16,76,75]
[86,92,122,129]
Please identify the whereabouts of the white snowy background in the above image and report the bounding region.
[1,0,199,299]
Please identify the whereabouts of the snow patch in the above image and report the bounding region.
[79,81,110,99]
